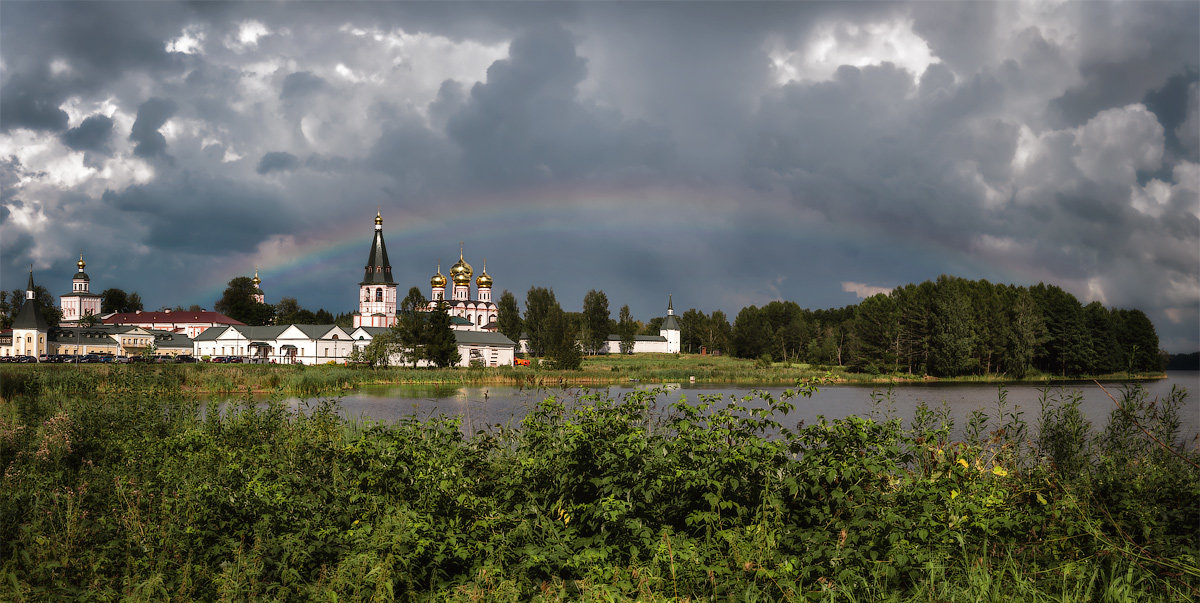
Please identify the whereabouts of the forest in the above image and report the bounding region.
[670,275,1161,378]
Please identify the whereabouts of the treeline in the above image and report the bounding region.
[728,275,1161,377]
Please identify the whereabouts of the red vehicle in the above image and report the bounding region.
[514,357,530,366]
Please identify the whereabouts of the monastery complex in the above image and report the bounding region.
[3,212,679,364]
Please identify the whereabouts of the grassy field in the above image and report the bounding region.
[1,371,1196,600]
[0,354,1167,399]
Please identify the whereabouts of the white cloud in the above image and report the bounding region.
[167,26,205,55]
[842,281,893,299]
[769,17,939,85]
[1073,104,1164,185]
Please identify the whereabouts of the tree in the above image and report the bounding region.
[394,309,428,368]
[523,287,560,357]
[679,309,705,354]
[853,293,899,373]
[401,287,427,313]
[79,311,100,327]
[732,306,772,359]
[929,276,978,377]
[274,297,303,324]
[617,305,637,354]
[424,302,461,368]
[101,288,143,314]
[497,290,523,344]
[581,289,610,355]
[357,330,398,368]
[215,277,273,325]
[545,306,582,370]
[700,310,732,355]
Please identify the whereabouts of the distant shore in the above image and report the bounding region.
[0,353,1168,399]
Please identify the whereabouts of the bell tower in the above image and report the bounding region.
[353,211,398,328]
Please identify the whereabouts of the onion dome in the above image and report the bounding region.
[74,253,89,280]
[450,245,472,285]
[431,262,447,287]
[375,211,383,226]
[252,269,262,287]
[475,260,492,288]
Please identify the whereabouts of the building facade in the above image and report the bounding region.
[104,310,246,339]
[193,324,355,364]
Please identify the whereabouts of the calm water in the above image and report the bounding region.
[283,372,1200,439]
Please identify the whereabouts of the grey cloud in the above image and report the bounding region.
[61,114,114,152]
[445,25,674,186]
[101,172,294,254]
[130,98,177,160]
[0,74,70,132]
[280,71,327,100]
[256,151,300,175]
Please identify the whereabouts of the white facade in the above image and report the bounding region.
[194,324,356,365]
[60,254,102,324]
[350,326,516,367]
[104,310,245,339]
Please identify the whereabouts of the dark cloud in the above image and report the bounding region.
[0,74,70,132]
[280,71,327,100]
[445,25,674,186]
[100,172,295,254]
[0,2,1195,350]
[60,114,114,152]
[130,98,177,160]
[256,151,300,175]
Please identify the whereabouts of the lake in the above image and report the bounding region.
[282,372,1200,439]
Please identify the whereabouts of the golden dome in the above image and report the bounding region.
[374,211,383,226]
[475,260,492,288]
[450,244,472,285]
[77,253,86,272]
[431,263,447,287]
[252,269,261,287]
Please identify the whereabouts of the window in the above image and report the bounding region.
[376,288,383,302]
[324,347,329,356]
[332,334,339,340]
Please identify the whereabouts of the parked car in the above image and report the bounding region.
[514,357,531,366]
[174,355,198,363]
[15,355,37,363]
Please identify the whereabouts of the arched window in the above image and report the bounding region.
[375,288,383,302]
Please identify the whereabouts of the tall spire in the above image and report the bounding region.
[667,294,674,315]
[361,211,394,285]
[27,264,35,298]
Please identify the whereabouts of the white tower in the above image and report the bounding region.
[660,294,681,354]
[60,252,102,323]
[353,211,398,328]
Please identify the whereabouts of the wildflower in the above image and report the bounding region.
[956,458,969,469]
[950,489,959,500]
[992,466,1008,477]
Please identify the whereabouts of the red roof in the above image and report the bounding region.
[103,311,245,326]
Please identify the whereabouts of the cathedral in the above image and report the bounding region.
[352,212,498,331]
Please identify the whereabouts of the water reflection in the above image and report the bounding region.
[266,372,1200,440]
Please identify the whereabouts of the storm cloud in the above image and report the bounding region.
[1,1,1197,351]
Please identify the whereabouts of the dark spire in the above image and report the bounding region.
[14,267,48,331]
[361,212,394,285]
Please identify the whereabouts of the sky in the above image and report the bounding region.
[1,1,1197,352]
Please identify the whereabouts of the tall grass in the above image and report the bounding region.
[1,373,1196,600]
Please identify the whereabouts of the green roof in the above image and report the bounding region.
[453,331,516,347]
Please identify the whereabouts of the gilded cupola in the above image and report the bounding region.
[475,260,492,288]
[450,245,472,285]
[431,263,447,287]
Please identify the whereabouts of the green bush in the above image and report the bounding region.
[1,374,1196,600]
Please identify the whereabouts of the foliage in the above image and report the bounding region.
[99,287,144,315]
[424,303,461,368]
[496,289,523,344]
[617,305,637,355]
[1,373,1196,600]
[214,277,273,326]
[581,289,610,355]
[523,286,560,357]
